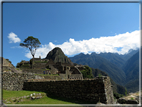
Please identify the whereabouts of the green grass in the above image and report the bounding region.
[3,90,85,106]
[17,96,79,104]
[3,90,45,99]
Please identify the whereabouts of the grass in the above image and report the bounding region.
[3,90,45,99]
[131,97,134,100]
[17,96,79,104]
[2,90,86,106]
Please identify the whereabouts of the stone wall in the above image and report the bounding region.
[21,69,44,74]
[2,72,114,104]
[2,72,43,90]
[23,76,114,104]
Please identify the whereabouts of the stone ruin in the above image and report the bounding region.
[2,72,114,104]
[19,58,83,80]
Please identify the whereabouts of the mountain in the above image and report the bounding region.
[119,49,139,61]
[122,51,139,75]
[45,47,74,65]
[95,49,139,68]
[93,52,125,68]
[70,53,126,86]
[122,51,139,92]
[91,68,126,95]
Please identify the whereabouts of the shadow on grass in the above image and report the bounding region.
[45,93,97,105]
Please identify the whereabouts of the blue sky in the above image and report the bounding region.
[3,2,140,66]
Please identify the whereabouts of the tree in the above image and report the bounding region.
[80,66,94,79]
[20,36,41,69]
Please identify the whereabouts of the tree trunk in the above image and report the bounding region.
[32,55,34,69]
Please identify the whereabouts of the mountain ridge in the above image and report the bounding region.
[69,48,139,92]
[70,52,126,86]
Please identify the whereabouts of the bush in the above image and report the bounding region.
[98,74,102,78]
[114,92,124,99]
[80,66,94,79]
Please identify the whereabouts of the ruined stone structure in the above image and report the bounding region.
[2,72,114,104]
[23,76,114,104]
[19,58,83,80]
[46,60,83,79]
[2,72,44,90]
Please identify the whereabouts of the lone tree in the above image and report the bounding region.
[20,36,41,69]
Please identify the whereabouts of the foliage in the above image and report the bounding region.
[20,36,41,56]
[80,66,93,79]
[16,60,30,68]
[98,74,102,78]
[113,92,124,99]
[16,63,20,68]
[131,97,134,100]
[6,59,12,64]
[20,36,41,69]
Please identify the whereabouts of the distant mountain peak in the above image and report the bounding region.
[45,47,73,65]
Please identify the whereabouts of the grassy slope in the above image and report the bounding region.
[3,90,87,105]
[3,90,45,99]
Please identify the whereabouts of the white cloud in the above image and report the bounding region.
[25,30,140,59]
[8,32,21,43]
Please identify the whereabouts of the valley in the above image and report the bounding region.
[70,48,140,93]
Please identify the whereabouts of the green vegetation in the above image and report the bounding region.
[17,97,80,104]
[113,92,124,99]
[98,74,102,78]
[3,90,45,99]
[80,66,93,79]
[3,90,87,105]
[131,97,134,100]
[20,36,41,69]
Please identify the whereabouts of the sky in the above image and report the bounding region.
[2,2,140,67]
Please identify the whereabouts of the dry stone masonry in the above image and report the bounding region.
[2,72,44,90]
[2,72,114,104]
[23,76,114,104]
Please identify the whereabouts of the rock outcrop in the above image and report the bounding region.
[117,90,141,104]
[0,57,21,73]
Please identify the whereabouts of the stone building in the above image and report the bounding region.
[46,60,83,80]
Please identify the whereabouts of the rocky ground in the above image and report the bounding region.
[94,90,141,107]
[117,90,141,104]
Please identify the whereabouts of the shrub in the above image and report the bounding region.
[114,92,124,99]
[80,66,93,79]
[98,74,102,78]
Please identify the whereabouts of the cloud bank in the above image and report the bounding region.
[25,30,140,58]
[8,32,21,43]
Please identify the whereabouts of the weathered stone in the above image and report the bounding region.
[117,98,139,104]
[23,76,114,104]
[2,72,42,91]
